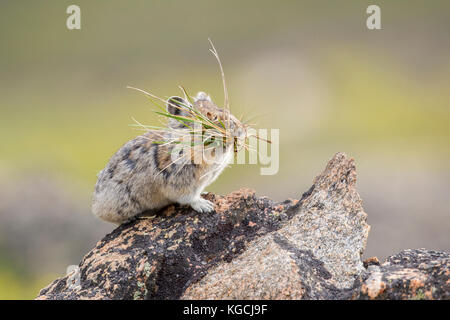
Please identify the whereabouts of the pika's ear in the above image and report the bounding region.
[166,96,189,115]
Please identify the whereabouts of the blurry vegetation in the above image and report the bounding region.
[0,254,56,299]
[0,0,449,299]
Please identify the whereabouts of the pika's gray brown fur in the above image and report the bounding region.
[92,92,246,224]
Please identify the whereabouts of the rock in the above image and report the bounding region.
[36,189,300,300]
[360,249,449,300]
[36,153,449,300]
[182,152,369,299]
[363,257,380,268]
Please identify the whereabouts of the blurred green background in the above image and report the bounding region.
[1,0,449,299]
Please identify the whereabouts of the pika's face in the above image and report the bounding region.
[166,92,247,150]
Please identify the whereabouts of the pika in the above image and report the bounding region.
[92,92,247,224]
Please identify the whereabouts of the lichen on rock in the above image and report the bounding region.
[360,249,449,300]
[36,153,449,300]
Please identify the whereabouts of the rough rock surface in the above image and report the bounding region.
[360,249,449,300]
[36,153,449,300]
[182,153,369,299]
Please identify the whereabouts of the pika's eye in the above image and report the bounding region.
[205,112,218,121]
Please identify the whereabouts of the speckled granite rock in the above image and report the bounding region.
[182,152,369,299]
[36,152,448,300]
[36,189,299,299]
[360,249,449,300]
[36,152,368,299]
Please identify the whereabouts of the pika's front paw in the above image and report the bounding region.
[190,198,215,213]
